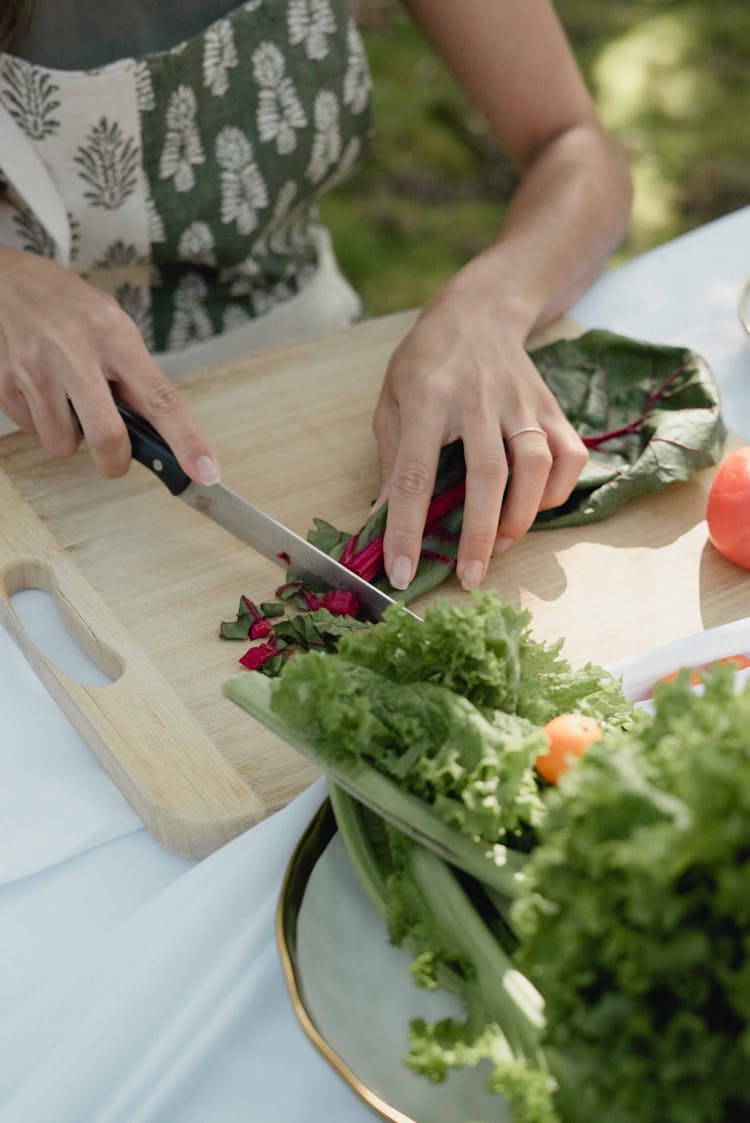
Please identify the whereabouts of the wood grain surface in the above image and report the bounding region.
[1,310,748,855]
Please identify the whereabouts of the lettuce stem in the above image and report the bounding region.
[328,784,389,920]
[408,844,547,1069]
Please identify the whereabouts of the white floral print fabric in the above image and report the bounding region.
[0,0,372,353]
[305,89,341,183]
[178,221,217,266]
[159,86,205,193]
[134,61,156,113]
[0,53,151,310]
[167,271,214,350]
[287,0,336,60]
[1,56,60,140]
[144,180,166,244]
[253,43,307,156]
[216,125,269,235]
[343,20,370,114]
[203,20,238,98]
[75,118,139,210]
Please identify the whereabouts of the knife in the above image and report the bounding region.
[115,400,401,622]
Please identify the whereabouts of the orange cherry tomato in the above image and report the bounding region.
[536,713,603,784]
[707,447,750,569]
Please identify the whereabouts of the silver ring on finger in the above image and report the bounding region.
[505,425,547,442]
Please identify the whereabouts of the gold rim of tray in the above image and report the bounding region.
[739,274,750,338]
[276,798,417,1123]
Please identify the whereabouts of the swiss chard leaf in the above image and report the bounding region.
[220,617,251,640]
[306,517,351,560]
[306,330,725,602]
[530,330,725,527]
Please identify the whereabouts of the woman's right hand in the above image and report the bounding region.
[0,247,220,484]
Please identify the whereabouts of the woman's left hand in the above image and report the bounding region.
[373,273,588,593]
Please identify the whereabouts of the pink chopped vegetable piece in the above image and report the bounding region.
[346,534,385,582]
[239,639,278,671]
[339,532,360,567]
[302,589,324,611]
[323,589,360,617]
[337,481,465,586]
[250,618,273,639]
[424,481,466,529]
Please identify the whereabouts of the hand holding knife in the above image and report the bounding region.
[114,399,402,622]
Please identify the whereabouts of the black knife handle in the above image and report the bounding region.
[115,399,192,496]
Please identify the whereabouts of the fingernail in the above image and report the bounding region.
[494,536,514,557]
[460,560,484,590]
[389,554,413,590]
[195,456,221,486]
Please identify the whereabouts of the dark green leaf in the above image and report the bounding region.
[259,601,285,617]
[306,517,351,560]
[301,606,371,638]
[529,330,726,528]
[219,618,251,641]
[256,652,291,677]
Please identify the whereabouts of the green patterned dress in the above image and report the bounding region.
[0,0,372,355]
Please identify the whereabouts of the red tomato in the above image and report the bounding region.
[536,713,602,784]
[707,447,750,569]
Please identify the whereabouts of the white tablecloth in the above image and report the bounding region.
[2,206,749,1123]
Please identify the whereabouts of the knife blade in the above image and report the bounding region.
[115,399,402,621]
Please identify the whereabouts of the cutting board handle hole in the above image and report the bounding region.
[7,562,121,687]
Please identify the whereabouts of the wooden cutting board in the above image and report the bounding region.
[1,310,749,857]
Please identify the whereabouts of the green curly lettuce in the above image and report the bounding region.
[335,589,634,729]
[514,663,750,1123]
[272,651,548,843]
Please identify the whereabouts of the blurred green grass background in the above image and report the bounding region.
[320,1,750,315]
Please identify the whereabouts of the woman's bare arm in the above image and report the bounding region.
[375,0,632,592]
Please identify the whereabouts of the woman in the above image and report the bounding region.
[0,0,631,592]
